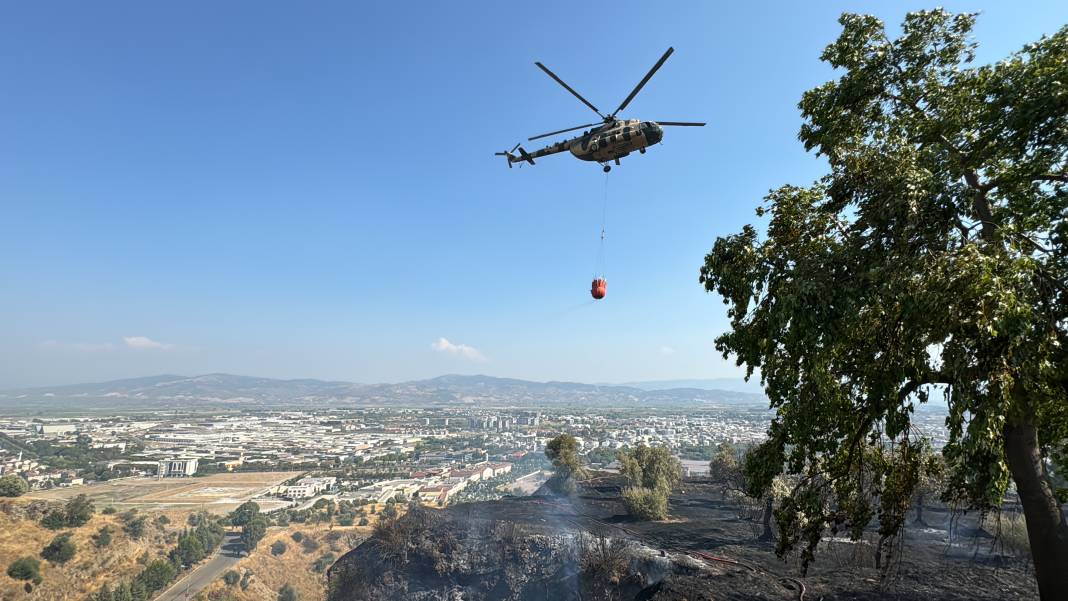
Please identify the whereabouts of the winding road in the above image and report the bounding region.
[154,532,244,601]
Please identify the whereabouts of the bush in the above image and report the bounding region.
[622,486,669,521]
[312,552,335,573]
[139,559,177,592]
[338,515,354,527]
[101,506,117,515]
[41,533,77,564]
[0,475,29,497]
[65,494,95,527]
[278,583,299,601]
[358,517,369,526]
[7,557,41,582]
[93,526,113,548]
[271,540,288,556]
[40,510,68,530]
[290,531,304,543]
[123,514,148,539]
[223,570,240,586]
[300,536,320,553]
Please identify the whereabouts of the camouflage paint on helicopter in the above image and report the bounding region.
[497,48,702,172]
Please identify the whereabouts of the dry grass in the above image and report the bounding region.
[195,521,375,601]
[24,472,300,513]
[0,499,181,601]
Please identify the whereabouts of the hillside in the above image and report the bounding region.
[0,374,766,411]
[0,499,183,600]
[328,477,1038,600]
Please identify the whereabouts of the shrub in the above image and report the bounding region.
[290,531,304,543]
[271,540,288,556]
[278,583,298,601]
[621,486,669,521]
[7,557,41,582]
[358,517,369,526]
[123,515,148,539]
[338,515,354,527]
[65,494,95,527]
[40,511,68,530]
[300,536,320,553]
[41,533,77,564]
[312,552,335,573]
[101,506,117,515]
[0,475,29,497]
[223,570,240,586]
[93,526,113,548]
[139,559,177,592]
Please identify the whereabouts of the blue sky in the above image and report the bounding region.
[2,1,1065,388]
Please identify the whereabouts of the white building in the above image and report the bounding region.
[157,457,198,478]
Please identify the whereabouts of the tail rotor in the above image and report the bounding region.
[495,143,521,168]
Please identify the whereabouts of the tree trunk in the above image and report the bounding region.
[759,495,775,541]
[1003,418,1068,600]
[914,491,926,526]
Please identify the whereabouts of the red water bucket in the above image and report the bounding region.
[591,278,607,300]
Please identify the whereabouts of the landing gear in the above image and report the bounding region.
[639,147,646,154]
[603,165,611,173]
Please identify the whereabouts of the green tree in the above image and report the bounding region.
[618,444,682,493]
[122,514,147,539]
[6,557,41,582]
[229,501,260,527]
[708,442,745,497]
[240,517,268,552]
[0,475,29,497]
[138,559,177,592]
[545,434,588,494]
[64,493,94,527]
[700,10,1068,597]
[271,540,288,556]
[223,570,240,586]
[172,530,206,566]
[41,533,76,564]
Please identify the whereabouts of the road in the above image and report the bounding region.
[154,532,244,601]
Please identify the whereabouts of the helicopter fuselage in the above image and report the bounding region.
[569,119,663,162]
[513,119,664,167]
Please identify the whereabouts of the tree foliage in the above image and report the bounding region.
[241,517,268,552]
[41,533,76,564]
[621,486,669,521]
[700,9,1068,596]
[618,445,682,493]
[6,557,41,582]
[545,434,588,494]
[0,475,29,497]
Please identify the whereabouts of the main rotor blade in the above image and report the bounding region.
[534,62,605,119]
[528,122,600,141]
[612,47,674,118]
[655,121,706,126]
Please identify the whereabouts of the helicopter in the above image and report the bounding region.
[497,47,705,172]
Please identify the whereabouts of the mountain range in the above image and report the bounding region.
[0,373,767,411]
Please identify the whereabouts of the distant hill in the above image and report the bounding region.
[0,373,766,411]
[621,378,764,394]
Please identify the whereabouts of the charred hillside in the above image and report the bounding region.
[327,477,1036,601]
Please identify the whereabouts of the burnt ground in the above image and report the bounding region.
[330,476,1038,601]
